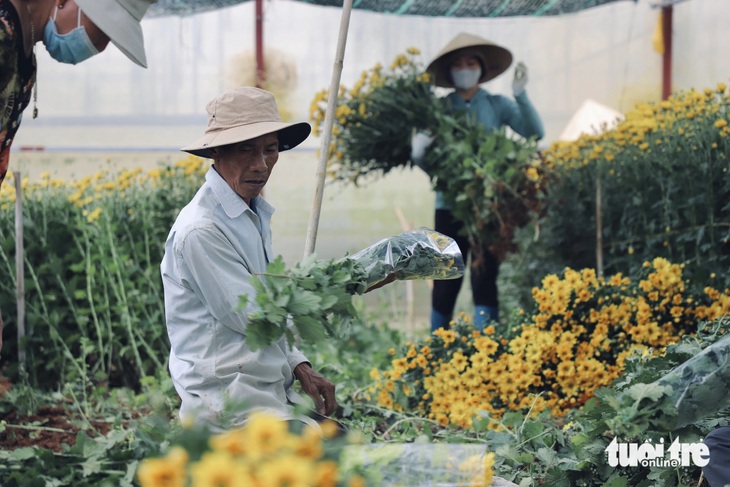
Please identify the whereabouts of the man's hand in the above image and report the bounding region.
[294,362,337,416]
[512,61,529,96]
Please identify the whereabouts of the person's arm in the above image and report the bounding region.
[498,62,545,140]
[175,225,257,334]
[497,93,545,140]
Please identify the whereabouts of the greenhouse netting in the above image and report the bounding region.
[148,0,635,18]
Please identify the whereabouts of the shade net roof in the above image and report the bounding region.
[148,0,634,18]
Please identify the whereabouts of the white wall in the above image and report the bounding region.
[13,0,730,149]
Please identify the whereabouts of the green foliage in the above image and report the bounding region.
[311,50,546,264]
[242,228,463,351]
[595,316,730,438]
[423,116,545,262]
[0,162,207,390]
[0,373,179,487]
[534,87,730,294]
[240,255,369,351]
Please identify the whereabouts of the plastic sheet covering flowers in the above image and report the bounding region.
[595,316,730,439]
[240,228,464,350]
[651,332,730,431]
[340,443,495,487]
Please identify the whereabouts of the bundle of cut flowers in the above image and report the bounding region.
[310,50,550,263]
[240,228,464,351]
[309,49,438,185]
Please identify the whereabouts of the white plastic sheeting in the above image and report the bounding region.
[558,99,625,141]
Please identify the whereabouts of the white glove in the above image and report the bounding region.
[512,61,528,97]
[410,130,434,164]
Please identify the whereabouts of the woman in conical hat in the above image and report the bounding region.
[411,32,545,333]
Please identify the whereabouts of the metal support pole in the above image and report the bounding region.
[661,6,673,100]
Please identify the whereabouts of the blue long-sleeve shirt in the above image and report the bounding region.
[433,88,544,209]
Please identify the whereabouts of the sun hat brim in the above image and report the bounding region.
[76,0,149,68]
[426,33,513,88]
[181,121,312,158]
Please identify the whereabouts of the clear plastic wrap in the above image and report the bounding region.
[340,443,500,487]
[653,334,730,431]
[241,228,465,350]
[346,227,466,288]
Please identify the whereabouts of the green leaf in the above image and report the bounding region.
[288,291,322,315]
[625,382,670,403]
[5,447,36,461]
[320,295,338,310]
[295,315,327,342]
[266,256,286,275]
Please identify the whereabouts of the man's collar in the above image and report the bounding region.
[204,166,274,219]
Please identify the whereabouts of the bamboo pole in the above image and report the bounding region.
[255,0,265,88]
[596,174,604,278]
[303,0,354,257]
[13,171,26,369]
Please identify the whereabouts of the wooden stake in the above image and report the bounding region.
[596,174,604,278]
[13,171,26,370]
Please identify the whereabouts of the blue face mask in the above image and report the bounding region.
[450,67,482,90]
[43,7,99,65]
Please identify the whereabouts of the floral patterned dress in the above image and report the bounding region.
[0,0,36,188]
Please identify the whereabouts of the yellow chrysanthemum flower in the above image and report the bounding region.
[137,446,188,487]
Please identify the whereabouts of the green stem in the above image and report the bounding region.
[104,219,145,378]
[1,422,69,434]
[83,227,109,378]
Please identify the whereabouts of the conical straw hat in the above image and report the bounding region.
[426,32,513,88]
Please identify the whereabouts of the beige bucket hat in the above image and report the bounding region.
[182,87,311,158]
[426,32,513,88]
[76,0,157,68]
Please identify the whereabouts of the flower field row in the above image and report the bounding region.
[369,258,730,429]
[0,51,728,486]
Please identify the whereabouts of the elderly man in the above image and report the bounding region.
[161,87,336,432]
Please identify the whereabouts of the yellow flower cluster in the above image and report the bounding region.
[0,155,208,218]
[137,413,361,487]
[455,451,495,487]
[308,49,427,179]
[368,258,730,429]
[544,82,730,170]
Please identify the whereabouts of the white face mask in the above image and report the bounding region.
[450,67,482,90]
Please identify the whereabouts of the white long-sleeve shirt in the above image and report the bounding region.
[161,166,313,431]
